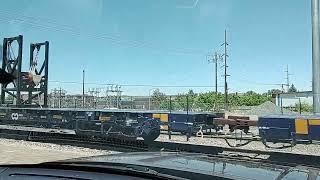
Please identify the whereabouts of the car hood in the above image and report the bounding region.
[61,151,316,180]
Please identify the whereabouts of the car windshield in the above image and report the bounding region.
[0,0,320,179]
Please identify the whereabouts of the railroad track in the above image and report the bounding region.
[1,128,320,169]
[161,130,262,141]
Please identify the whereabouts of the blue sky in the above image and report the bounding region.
[0,0,313,95]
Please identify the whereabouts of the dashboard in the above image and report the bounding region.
[0,167,153,180]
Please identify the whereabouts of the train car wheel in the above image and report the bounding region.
[229,125,235,132]
[142,129,160,144]
[244,127,249,134]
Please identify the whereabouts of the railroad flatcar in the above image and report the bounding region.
[0,106,225,142]
[150,111,224,134]
[214,115,257,134]
[0,107,161,143]
[258,115,320,144]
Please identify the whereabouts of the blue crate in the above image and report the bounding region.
[169,114,194,132]
[258,116,295,140]
[309,125,320,140]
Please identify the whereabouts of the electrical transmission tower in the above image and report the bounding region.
[221,30,230,111]
[285,65,292,92]
[94,88,101,108]
[105,84,122,109]
[50,88,66,108]
[88,88,101,108]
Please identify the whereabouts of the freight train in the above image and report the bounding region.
[0,104,319,148]
[0,107,223,143]
[161,112,320,148]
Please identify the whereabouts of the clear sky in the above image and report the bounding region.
[0,0,313,95]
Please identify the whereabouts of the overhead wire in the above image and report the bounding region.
[0,11,285,91]
[0,13,222,91]
[234,79,284,86]
[0,10,207,56]
[48,80,224,88]
[0,9,73,28]
[231,73,285,87]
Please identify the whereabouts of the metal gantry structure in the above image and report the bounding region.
[1,35,23,106]
[105,84,122,109]
[1,35,49,107]
[49,88,66,108]
[88,88,102,108]
[28,41,49,107]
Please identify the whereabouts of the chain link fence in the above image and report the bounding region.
[46,87,288,116]
[47,91,232,113]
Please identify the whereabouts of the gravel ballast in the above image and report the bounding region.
[0,138,117,164]
[2,131,319,165]
[156,134,320,156]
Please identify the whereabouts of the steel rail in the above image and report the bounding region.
[1,128,320,168]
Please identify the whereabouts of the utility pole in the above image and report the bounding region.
[59,87,62,108]
[285,65,291,92]
[222,30,229,111]
[131,96,134,109]
[312,0,320,113]
[215,53,218,94]
[281,84,285,93]
[82,69,85,108]
[208,52,221,94]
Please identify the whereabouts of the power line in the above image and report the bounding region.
[229,72,286,87]
[82,69,85,108]
[48,80,224,88]
[177,0,199,8]
[232,78,284,86]
[0,9,75,29]
[0,11,207,56]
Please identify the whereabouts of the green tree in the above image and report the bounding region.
[229,91,271,107]
[294,102,312,113]
[267,89,283,95]
[151,89,168,109]
[245,91,256,95]
[171,89,198,111]
[195,92,211,111]
[173,93,188,111]
[164,90,274,112]
[288,84,297,93]
[195,92,224,111]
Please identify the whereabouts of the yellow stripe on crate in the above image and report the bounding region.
[152,114,161,119]
[160,114,168,122]
[295,119,308,135]
[309,119,320,125]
